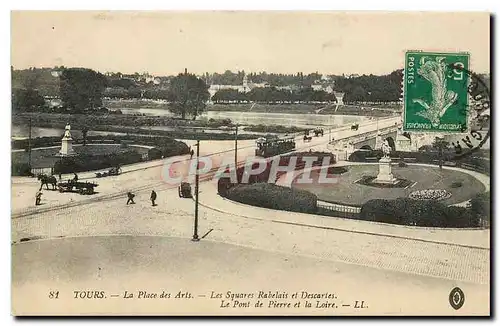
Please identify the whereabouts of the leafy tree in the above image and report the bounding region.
[11,88,45,112]
[168,72,210,119]
[109,78,136,89]
[432,137,450,169]
[82,127,89,146]
[59,68,108,112]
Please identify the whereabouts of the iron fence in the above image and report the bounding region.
[30,167,53,176]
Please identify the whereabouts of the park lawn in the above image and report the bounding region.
[292,165,486,206]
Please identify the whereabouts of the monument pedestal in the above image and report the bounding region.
[374,157,398,184]
[58,136,76,156]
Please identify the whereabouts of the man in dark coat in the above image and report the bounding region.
[35,191,42,206]
[126,192,135,205]
[150,190,157,206]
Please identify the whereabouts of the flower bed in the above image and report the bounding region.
[409,189,452,201]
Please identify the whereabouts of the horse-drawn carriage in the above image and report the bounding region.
[95,166,122,178]
[313,128,324,137]
[303,135,312,142]
[178,182,193,198]
[351,123,359,131]
[57,180,98,195]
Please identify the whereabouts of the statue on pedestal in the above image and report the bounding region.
[381,139,391,158]
[374,139,398,184]
[63,123,72,139]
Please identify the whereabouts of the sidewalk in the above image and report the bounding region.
[198,181,489,249]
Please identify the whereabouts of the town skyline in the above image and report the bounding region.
[11,11,490,76]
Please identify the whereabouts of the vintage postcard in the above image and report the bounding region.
[11,11,491,316]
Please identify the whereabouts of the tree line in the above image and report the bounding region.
[211,87,336,104]
[207,70,323,87]
[14,66,465,118]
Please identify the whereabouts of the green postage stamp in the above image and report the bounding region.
[403,51,470,132]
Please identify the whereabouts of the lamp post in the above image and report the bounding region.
[192,140,200,242]
[435,136,445,170]
[234,124,238,168]
[28,117,32,171]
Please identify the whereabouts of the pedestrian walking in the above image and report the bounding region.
[73,172,79,182]
[126,192,135,205]
[35,191,42,206]
[150,190,157,206]
[190,148,194,159]
[59,172,62,181]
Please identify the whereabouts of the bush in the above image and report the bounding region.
[53,150,143,174]
[148,148,163,160]
[226,183,317,214]
[360,198,479,228]
[469,192,490,226]
[244,124,307,134]
[11,163,33,176]
[327,166,348,175]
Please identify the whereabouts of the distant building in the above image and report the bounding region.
[44,96,63,108]
[208,73,269,98]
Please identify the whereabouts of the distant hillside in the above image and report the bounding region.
[11,67,61,96]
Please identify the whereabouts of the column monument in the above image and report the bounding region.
[58,123,77,157]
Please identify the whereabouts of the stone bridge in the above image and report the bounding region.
[326,123,413,161]
[331,124,401,151]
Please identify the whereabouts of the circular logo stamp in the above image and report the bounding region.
[449,287,465,310]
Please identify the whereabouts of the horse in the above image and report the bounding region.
[37,174,58,190]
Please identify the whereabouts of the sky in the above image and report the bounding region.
[11,11,490,76]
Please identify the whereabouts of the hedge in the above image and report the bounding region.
[469,192,490,226]
[359,198,479,228]
[226,183,318,214]
[53,151,144,174]
[11,163,33,177]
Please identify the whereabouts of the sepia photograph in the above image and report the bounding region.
[10,10,491,316]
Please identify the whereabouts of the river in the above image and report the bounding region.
[113,108,370,127]
[11,126,126,141]
[12,110,372,140]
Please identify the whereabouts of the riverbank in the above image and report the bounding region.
[103,99,399,117]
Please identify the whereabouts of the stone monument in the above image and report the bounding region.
[58,123,77,157]
[374,140,398,184]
